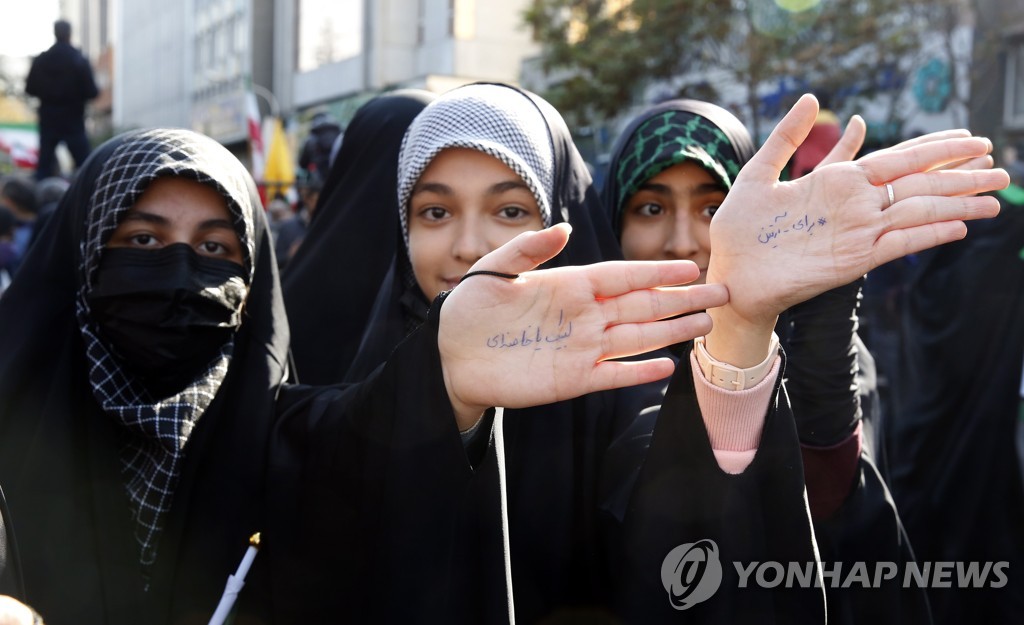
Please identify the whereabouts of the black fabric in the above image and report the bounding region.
[888,190,1024,624]
[303,83,654,623]
[777,279,866,448]
[610,347,826,623]
[283,90,436,385]
[0,482,24,600]
[298,118,342,178]
[264,289,479,623]
[86,245,246,392]
[0,130,289,625]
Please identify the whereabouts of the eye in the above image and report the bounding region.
[417,206,450,221]
[635,203,664,217]
[498,205,530,220]
[702,205,720,219]
[199,241,229,255]
[128,233,158,247]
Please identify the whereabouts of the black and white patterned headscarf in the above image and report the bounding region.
[73,128,255,572]
[396,84,555,251]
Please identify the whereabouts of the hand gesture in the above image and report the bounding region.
[707,94,1008,328]
[438,224,728,428]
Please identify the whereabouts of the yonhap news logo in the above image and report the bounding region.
[660,539,724,610]
[661,539,1010,611]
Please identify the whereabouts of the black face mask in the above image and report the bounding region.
[86,244,248,394]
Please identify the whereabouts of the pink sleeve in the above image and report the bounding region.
[690,351,781,474]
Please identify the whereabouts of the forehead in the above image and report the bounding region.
[645,160,720,188]
[128,177,231,221]
[420,147,523,180]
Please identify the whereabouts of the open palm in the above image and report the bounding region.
[707,94,1008,326]
[438,224,729,426]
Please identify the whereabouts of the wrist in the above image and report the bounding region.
[441,361,487,431]
[704,304,779,368]
[695,332,779,391]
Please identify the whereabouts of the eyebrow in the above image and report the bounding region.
[412,179,532,197]
[120,211,235,231]
[197,218,236,232]
[412,181,453,196]
[487,180,531,196]
[120,211,169,225]
[636,181,727,196]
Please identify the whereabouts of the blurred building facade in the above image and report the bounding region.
[43,0,1024,177]
[107,0,538,166]
[969,0,1024,159]
[276,0,539,134]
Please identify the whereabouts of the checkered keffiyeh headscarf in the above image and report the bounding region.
[74,128,255,573]
[612,110,743,228]
[396,84,555,252]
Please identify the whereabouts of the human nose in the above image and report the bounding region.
[665,214,700,259]
[451,218,491,264]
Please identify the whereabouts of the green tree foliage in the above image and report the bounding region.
[523,0,955,136]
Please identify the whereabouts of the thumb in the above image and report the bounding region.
[470,223,572,276]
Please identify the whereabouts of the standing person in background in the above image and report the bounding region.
[274,170,322,271]
[25,20,98,181]
[888,149,1024,624]
[282,89,436,384]
[0,207,16,296]
[298,111,342,178]
[27,177,71,251]
[0,178,38,276]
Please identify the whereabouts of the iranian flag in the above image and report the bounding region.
[0,124,39,170]
[246,91,265,184]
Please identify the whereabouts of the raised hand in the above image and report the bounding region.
[706,94,1008,334]
[438,223,729,428]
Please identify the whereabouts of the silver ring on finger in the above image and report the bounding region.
[884,183,895,209]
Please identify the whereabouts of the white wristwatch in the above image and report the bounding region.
[693,333,780,391]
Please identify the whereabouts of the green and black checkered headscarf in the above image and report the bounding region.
[603,99,756,236]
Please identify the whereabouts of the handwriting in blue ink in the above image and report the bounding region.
[758,213,827,245]
[486,309,574,350]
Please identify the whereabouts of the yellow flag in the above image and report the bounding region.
[262,117,294,200]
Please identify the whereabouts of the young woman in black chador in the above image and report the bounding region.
[599,98,1001,623]
[283,89,438,385]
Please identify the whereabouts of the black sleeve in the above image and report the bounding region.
[780,279,867,520]
[782,279,934,624]
[264,291,479,624]
[78,53,99,101]
[610,347,826,623]
[780,277,864,447]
